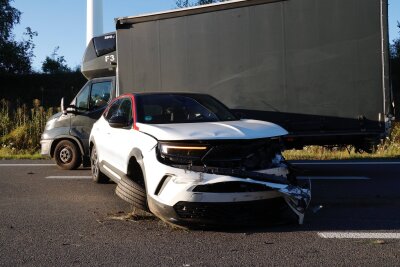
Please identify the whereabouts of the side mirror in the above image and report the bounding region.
[61,97,78,114]
[61,97,67,115]
[108,116,129,128]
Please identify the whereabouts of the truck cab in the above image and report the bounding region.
[40,33,117,169]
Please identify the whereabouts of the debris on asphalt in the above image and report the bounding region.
[371,240,386,245]
[106,209,155,222]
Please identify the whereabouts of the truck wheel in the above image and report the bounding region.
[54,140,82,170]
[116,175,149,212]
[91,145,109,183]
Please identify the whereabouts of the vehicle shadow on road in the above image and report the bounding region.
[224,204,400,233]
[184,198,400,233]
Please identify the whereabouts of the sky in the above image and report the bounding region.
[11,0,400,72]
[12,0,178,71]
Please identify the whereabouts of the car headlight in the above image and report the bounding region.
[158,142,209,164]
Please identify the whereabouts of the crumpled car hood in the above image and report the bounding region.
[137,119,288,141]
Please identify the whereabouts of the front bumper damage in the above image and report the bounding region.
[147,162,311,226]
[173,164,311,224]
[146,139,311,226]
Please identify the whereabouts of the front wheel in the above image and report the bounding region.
[54,140,82,170]
[91,145,109,183]
[115,175,148,211]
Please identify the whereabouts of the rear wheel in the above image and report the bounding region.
[116,175,148,211]
[54,140,82,170]
[91,145,109,183]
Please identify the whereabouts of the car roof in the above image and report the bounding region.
[126,92,212,97]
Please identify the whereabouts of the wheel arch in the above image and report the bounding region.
[126,148,147,191]
[89,138,96,155]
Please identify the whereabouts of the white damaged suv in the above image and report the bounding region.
[89,93,310,227]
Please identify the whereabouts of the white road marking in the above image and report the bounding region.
[318,232,400,239]
[293,161,400,165]
[0,164,55,167]
[46,176,92,179]
[298,176,370,180]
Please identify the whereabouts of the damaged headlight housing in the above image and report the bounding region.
[157,142,209,164]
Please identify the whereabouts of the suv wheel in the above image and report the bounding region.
[116,175,148,211]
[91,145,109,183]
[54,140,82,170]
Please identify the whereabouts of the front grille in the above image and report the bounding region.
[192,182,273,193]
[158,138,283,171]
[173,198,288,224]
[202,139,281,170]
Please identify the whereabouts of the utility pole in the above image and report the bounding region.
[86,0,103,45]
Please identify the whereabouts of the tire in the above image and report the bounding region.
[54,140,82,170]
[90,145,109,183]
[115,175,149,211]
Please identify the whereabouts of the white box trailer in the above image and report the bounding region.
[82,0,393,151]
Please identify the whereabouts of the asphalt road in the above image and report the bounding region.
[0,159,399,266]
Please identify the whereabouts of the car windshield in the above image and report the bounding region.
[135,94,238,124]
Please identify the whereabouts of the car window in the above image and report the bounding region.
[104,98,133,126]
[90,81,112,109]
[76,85,90,110]
[116,98,133,124]
[105,99,122,121]
[136,94,237,124]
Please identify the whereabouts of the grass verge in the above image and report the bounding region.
[283,147,400,161]
[0,148,44,160]
[1,147,399,161]
[284,123,400,160]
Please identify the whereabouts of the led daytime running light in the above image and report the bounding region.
[161,145,208,154]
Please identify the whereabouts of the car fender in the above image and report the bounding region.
[126,148,147,183]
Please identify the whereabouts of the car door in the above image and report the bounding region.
[70,78,114,155]
[95,98,122,167]
[105,97,135,173]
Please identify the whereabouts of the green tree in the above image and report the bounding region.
[391,23,400,119]
[176,0,226,8]
[391,22,400,60]
[0,0,37,74]
[41,46,71,74]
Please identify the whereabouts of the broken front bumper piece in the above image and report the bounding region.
[279,184,311,224]
[150,164,311,226]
